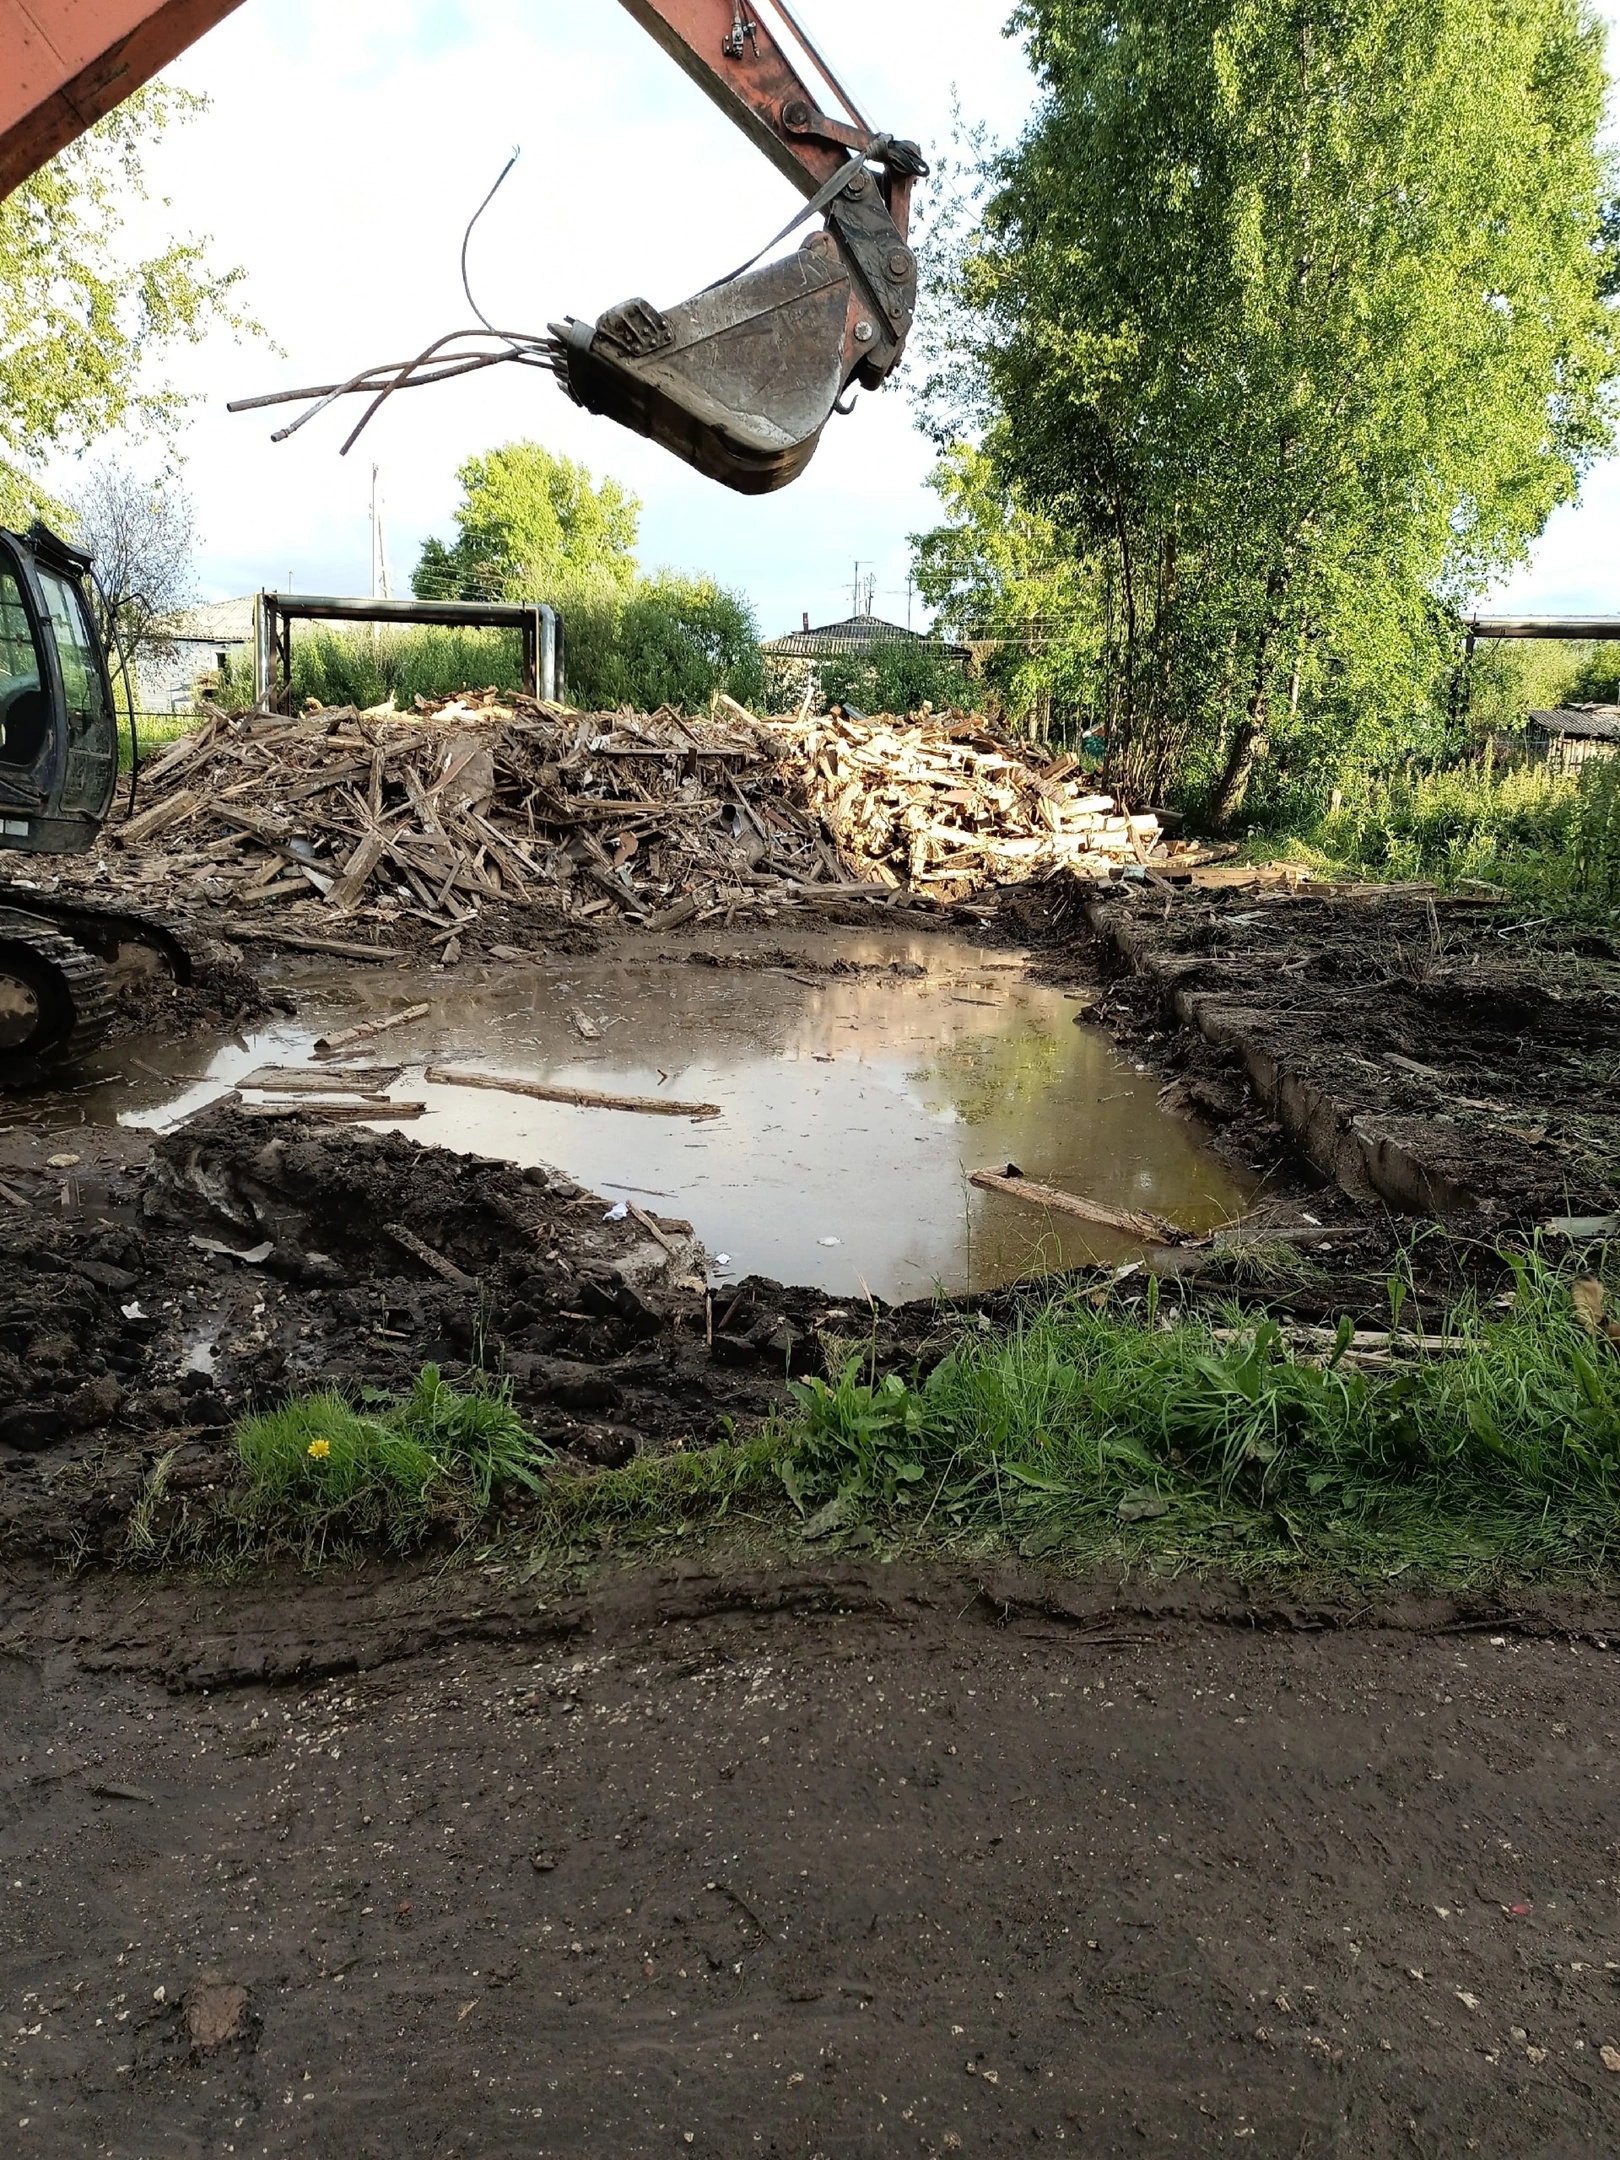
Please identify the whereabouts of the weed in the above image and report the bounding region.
[1287,756,1619,923]
[123,1446,180,1558]
[202,1366,554,1565]
[762,1244,1620,1579]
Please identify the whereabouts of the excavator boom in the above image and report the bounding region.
[3,0,924,496]
[0,0,246,197]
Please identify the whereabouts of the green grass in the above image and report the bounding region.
[121,711,199,772]
[518,1246,1620,1588]
[217,625,526,713]
[139,1365,556,1566]
[1280,755,1620,922]
[766,1250,1620,1579]
[133,1251,1620,1589]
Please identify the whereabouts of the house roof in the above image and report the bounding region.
[762,612,967,660]
[168,596,257,644]
[1529,706,1620,743]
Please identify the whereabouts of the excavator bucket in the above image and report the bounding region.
[547,239,856,496]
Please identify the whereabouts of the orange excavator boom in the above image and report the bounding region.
[0,0,247,197]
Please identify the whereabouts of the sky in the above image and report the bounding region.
[36,0,1620,633]
[51,0,1038,637]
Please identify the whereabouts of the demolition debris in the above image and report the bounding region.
[41,692,1177,948]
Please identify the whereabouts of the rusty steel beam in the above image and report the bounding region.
[1466,618,1620,640]
[0,0,247,198]
[613,0,849,197]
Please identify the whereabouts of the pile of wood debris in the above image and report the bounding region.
[40,691,1169,956]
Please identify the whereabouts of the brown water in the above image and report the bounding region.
[31,932,1253,1302]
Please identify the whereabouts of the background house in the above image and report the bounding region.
[1527,706,1620,776]
[133,595,255,712]
[762,610,972,709]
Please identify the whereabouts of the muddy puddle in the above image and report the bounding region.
[9,931,1252,1302]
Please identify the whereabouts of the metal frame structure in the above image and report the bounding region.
[251,594,561,712]
[1463,617,1620,651]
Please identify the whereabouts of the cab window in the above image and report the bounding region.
[36,570,111,743]
[0,566,49,766]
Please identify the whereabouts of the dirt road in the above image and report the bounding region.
[2,1563,1618,2157]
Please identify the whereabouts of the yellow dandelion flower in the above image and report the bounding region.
[307,1439,332,1461]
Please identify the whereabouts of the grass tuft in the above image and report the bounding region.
[208,1366,553,1564]
[762,1247,1620,1579]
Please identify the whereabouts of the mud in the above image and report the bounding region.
[0,880,1584,1566]
[1002,877,1620,1230]
[2,1559,1620,2155]
[0,883,1615,2154]
[0,1104,890,1560]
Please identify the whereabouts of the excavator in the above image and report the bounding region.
[0,0,925,1078]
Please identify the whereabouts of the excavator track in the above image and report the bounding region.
[19,896,196,989]
[0,907,114,1085]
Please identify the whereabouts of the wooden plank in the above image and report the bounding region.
[238,1065,404,1092]
[969,1168,1185,1244]
[385,1221,474,1287]
[313,1002,430,1056]
[427,1066,721,1119]
[221,926,404,961]
[324,830,386,911]
[236,1100,426,1122]
[119,787,200,847]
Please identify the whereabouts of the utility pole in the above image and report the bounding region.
[371,466,392,601]
[852,559,874,619]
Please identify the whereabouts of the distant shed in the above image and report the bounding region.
[1527,706,1620,776]
[762,612,970,704]
[134,596,255,713]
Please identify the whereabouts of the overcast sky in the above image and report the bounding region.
[43,0,1620,632]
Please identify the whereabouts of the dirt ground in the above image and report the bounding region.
[1009,876,1620,1229]
[0,873,1615,2155]
[2,1562,1620,2157]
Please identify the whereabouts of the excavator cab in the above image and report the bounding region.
[0,524,120,853]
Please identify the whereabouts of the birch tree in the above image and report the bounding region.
[934,0,1616,817]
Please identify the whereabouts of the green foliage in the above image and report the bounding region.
[770,1249,1620,1575]
[813,637,978,718]
[413,441,640,601]
[786,1366,928,1509]
[559,569,766,712]
[1567,642,1620,704]
[1301,753,1620,916]
[226,1365,552,1559]
[219,624,525,712]
[407,442,764,711]
[223,588,764,718]
[920,0,1618,817]
[0,86,250,524]
[911,444,1103,738]
[1463,640,1582,740]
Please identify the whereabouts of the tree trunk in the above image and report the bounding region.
[1208,712,1268,830]
[1208,572,1293,829]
